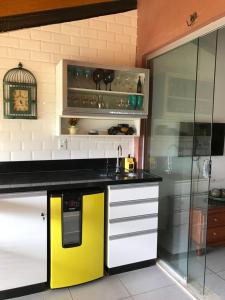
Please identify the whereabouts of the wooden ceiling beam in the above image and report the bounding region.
[0,0,111,18]
[0,0,137,32]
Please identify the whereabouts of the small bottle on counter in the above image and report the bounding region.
[137,76,142,93]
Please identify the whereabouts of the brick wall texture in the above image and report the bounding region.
[0,10,137,161]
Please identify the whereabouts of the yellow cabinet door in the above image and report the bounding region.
[50,192,104,288]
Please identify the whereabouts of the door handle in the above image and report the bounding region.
[41,212,46,220]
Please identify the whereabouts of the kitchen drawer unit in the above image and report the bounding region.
[109,199,158,219]
[109,215,158,236]
[107,231,157,269]
[108,183,159,203]
[106,183,159,274]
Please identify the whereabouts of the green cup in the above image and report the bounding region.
[136,95,144,110]
[128,95,137,109]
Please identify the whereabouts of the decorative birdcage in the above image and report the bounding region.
[3,62,37,119]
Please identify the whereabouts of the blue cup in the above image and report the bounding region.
[128,95,137,109]
[136,95,144,110]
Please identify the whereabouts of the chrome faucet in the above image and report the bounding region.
[115,144,122,174]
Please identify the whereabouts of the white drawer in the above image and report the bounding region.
[108,184,159,203]
[109,216,158,236]
[109,201,158,219]
[107,231,157,268]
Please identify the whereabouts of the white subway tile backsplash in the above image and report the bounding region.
[104,150,117,158]
[41,42,60,54]
[89,150,105,158]
[2,141,22,151]
[20,39,41,51]
[0,10,137,162]
[21,120,44,132]
[11,151,32,161]
[61,24,81,36]
[42,138,57,151]
[51,32,71,45]
[41,24,62,33]
[0,131,11,142]
[10,131,32,142]
[70,137,82,150]
[0,36,20,48]
[30,51,51,62]
[22,140,42,151]
[32,150,52,160]
[0,152,11,161]
[31,30,52,42]
[8,48,31,59]
[52,150,71,160]
[9,29,31,39]
[71,150,89,159]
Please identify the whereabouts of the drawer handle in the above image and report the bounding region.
[213,232,217,236]
[109,183,158,190]
[109,229,157,240]
[110,198,158,207]
[213,218,218,222]
[109,213,158,223]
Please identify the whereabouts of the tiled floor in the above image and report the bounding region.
[205,247,225,299]
[12,266,193,300]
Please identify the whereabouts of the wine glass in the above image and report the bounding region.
[103,70,115,91]
[93,69,103,90]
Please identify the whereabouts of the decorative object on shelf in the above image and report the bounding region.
[88,129,99,135]
[74,67,83,78]
[136,95,144,109]
[68,118,79,135]
[137,75,142,93]
[97,95,105,109]
[93,68,104,90]
[108,124,135,135]
[84,69,91,79]
[128,94,137,109]
[103,70,115,91]
[3,62,37,119]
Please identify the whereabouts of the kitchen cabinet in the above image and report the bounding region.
[0,191,47,292]
[56,59,149,118]
[106,183,159,273]
[191,204,225,254]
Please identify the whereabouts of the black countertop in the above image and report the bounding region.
[0,169,162,193]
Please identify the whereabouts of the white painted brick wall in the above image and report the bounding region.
[0,10,137,161]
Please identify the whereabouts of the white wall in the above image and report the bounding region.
[0,11,137,161]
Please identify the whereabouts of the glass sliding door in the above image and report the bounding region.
[147,31,218,294]
[147,40,198,280]
[187,31,217,295]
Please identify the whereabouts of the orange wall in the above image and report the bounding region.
[137,0,225,65]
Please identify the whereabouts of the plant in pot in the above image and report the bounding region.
[68,118,79,135]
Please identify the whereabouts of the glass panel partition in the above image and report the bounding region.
[147,30,218,296]
[147,40,198,280]
[187,31,217,295]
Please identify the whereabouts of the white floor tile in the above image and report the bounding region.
[118,266,174,296]
[205,272,225,299]
[217,270,225,280]
[69,275,129,300]
[132,285,192,300]
[43,288,72,300]
[10,293,45,300]
[206,247,225,273]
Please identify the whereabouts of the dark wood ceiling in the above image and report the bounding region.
[0,0,137,32]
